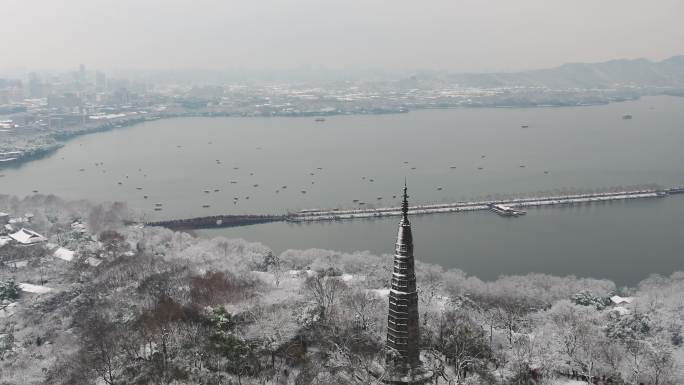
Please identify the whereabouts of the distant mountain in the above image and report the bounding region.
[424,56,684,89]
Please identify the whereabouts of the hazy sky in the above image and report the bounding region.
[2,0,683,73]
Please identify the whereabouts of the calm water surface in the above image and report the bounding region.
[2,96,683,284]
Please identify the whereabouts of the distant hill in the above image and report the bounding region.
[424,56,684,89]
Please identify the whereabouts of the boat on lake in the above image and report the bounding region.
[489,203,526,217]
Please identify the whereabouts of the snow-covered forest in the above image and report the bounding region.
[0,195,682,384]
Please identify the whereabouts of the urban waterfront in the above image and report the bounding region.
[2,95,684,284]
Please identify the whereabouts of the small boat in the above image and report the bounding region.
[477,167,484,170]
[233,197,239,200]
[79,168,85,172]
[317,167,323,170]
[310,172,315,176]
[359,202,366,205]
[622,114,633,120]
[202,205,210,208]
[437,187,443,191]
[117,182,123,185]
[245,196,250,200]
[519,165,526,168]
[521,125,529,128]
[249,172,254,176]
[450,166,457,169]
[403,161,409,164]
[214,189,220,192]
[311,181,315,184]
[233,167,239,170]
[353,199,359,203]
[275,190,279,193]
[489,203,526,217]
[362,176,366,180]
[301,190,307,194]
[544,170,549,174]
[315,118,326,122]
[136,187,143,190]
[253,184,259,187]
[369,178,374,182]
[155,203,163,207]
[392,195,396,199]
[143,195,148,199]
[282,185,287,189]
[204,190,210,193]
[410,167,416,170]
[481,155,486,158]
[32,190,38,193]
[154,208,163,211]
[230,180,237,184]
[377,197,383,200]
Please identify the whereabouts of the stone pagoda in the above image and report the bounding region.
[383,183,433,384]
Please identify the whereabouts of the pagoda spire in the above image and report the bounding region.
[383,182,432,384]
[401,178,409,222]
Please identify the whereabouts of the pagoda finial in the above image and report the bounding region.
[402,179,409,221]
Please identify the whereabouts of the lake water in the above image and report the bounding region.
[2,96,683,284]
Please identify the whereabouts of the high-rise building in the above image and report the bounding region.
[95,71,107,92]
[384,183,433,384]
[28,73,44,98]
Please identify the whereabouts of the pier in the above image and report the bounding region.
[145,187,681,230]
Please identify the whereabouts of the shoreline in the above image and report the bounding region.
[0,93,666,170]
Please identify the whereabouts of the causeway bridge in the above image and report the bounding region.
[146,187,684,230]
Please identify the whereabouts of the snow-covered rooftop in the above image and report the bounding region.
[18,283,52,294]
[610,295,634,305]
[53,247,75,262]
[9,228,46,244]
[85,256,102,267]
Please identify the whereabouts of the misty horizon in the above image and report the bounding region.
[3,0,684,74]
